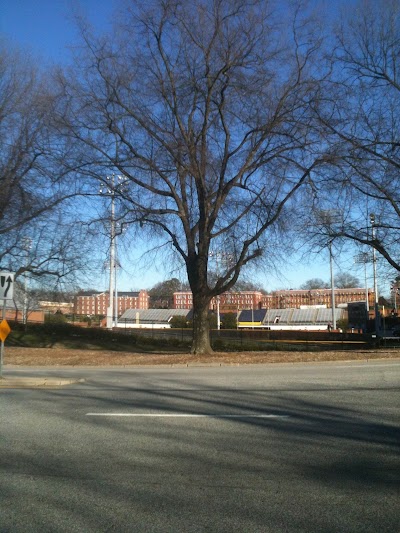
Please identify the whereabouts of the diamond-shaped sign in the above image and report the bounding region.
[0,320,11,342]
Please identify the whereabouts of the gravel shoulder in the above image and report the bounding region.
[3,346,400,366]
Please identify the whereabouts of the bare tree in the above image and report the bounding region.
[57,0,330,353]
[311,0,400,272]
[1,44,57,237]
[300,278,329,290]
[148,278,188,308]
[335,272,360,289]
[0,41,98,284]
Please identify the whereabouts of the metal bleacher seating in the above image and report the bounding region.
[260,307,345,327]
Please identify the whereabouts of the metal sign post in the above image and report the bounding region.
[0,272,15,378]
[0,299,7,378]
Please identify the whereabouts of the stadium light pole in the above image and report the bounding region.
[209,251,234,331]
[354,251,370,314]
[317,210,342,331]
[21,237,32,325]
[100,175,116,329]
[100,174,129,329]
[370,214,380,333]
[114,239,119,328]
[390,283,399,312]
[107,177,116,330]
[329,242,337,330]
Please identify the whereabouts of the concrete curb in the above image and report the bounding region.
[4,356,400,369]
[1,358,399,387]
[0,378,85,388]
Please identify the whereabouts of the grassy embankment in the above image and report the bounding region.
[7,322,190,353]
[7,322,386,353]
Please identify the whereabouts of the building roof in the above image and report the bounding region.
[238,309,267,322]
[119,308,190,323]
[77,290,145,297]
[238,308,346,325]
[77,291,102,296]
[274,288,371,294]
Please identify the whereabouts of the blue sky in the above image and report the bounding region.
[1,0,381,293]
[0,0,116,64]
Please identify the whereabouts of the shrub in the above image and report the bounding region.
[170,315,190,328]
[45,312,67,324]
[221,313,237,329]
[336,318,349,331]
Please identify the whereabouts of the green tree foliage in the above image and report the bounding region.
[221,313,237,329]
[169,315,190,328]
[336,318,349,331]
[45,312,68,324]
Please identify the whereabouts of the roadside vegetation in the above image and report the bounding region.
[2,1,400,356]
[7,322,191,353]
[6,321,382,354]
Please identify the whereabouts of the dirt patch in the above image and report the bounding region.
[3,346,400,366]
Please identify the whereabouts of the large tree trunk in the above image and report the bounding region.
[191,295,212,354]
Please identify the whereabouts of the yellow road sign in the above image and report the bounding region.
[0,319,11,342]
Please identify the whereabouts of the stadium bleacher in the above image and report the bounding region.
[238,307,346,330]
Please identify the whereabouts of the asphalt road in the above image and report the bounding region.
[1,361,399,532]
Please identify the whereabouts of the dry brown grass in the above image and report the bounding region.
[4,346,400,366]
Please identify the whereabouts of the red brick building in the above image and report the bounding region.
[75,290,149,317]
[174,291,264,311]
[213,291,264,312]
[267,288,375,309]
[174,291,194,309]
[174,288,374,311]
[5,309,45,323]
[39,301,74,314]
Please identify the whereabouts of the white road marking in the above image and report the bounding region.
[332,363,400,368]
[86,413,289,418]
